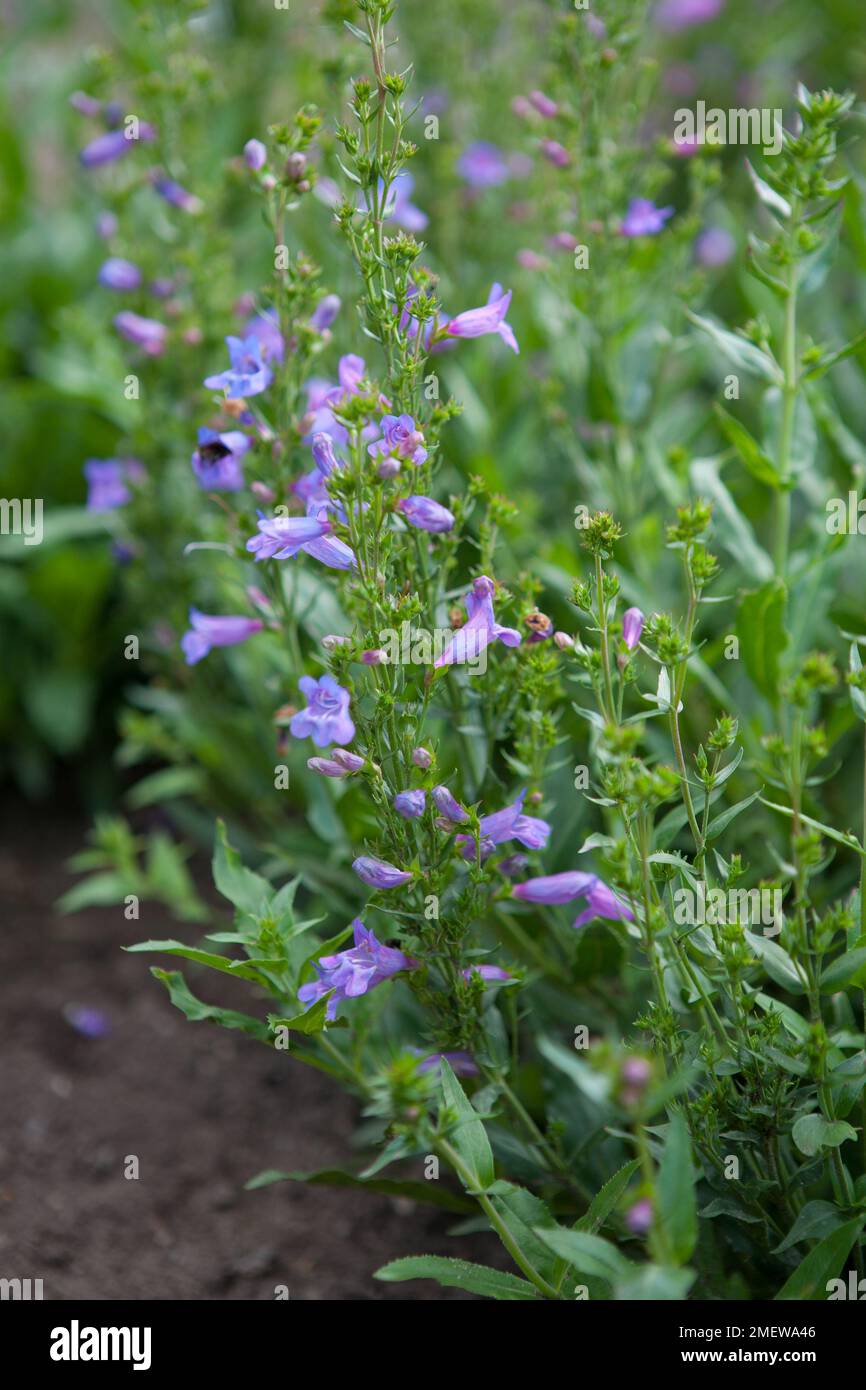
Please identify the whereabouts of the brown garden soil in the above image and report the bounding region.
[0,802,505,1300]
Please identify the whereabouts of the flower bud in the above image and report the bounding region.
[411,747,433,769]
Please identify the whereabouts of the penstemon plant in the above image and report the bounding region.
[64,0,866,1302]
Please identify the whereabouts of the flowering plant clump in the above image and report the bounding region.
[60,0,866,1302]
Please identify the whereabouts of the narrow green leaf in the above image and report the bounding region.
[775,1217,865,1299]
[374,1255,539,1300]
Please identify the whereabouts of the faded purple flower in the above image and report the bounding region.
[445,283,519,354]
[540,139,571,168]
[65,1005,110,1039]
[96,210,118,240]
[529,90,558,118]
[332,748,365,772]
[98,257,142,291]
[298,919,416,1021]
[394,789,426,819]
[192,427,251,491]
[152,175,202,214]
[352,856,414,890]
[325,353,367,407]
[625,1198,654,1235]
[384,173,428,232]
[290,674,355,747]
[656,0,724,30]
[244,138,267,170]
[180,609,263,665]
[622,607,644,650]
[457,141,510,188]
[435,575,522,668]
[244,310,285,365]
[309,294,342,332]
[396,496,455,533]
[412,747,433,770]
[432,786,468,823]
[417,1051,479,1077]
[79,123,156,167]
[621,198,674,237]
[205,335,273,397]
[114,310,167,355]
[83,458,144,512]
[695,226,735,267]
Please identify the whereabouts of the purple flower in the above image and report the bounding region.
[529,90,558,118]
[361,173,428,232]
[417,1050,478,1076]
[457,789,550,860]
[386,173,428,232]
[622,607,644,651]
[352,856,414,889]
[205,335,273,397]
[311,432,342,476]
[394,789,426,819]
[435,575,522,668]
[309,294,342,332]
[572,879,635,929]
[540,139,571,168]
[114,310,167,355]
[396,495,455,533]
[246,513,332,560]
[512,871,598,904]
[69,90,103,118]
[625,1198,653,1235]
[180,609,263,665]
[191,427,251,491]
[655,0,724,30]
[79,123,156,167]
[244,138,267,170]
[368,414,427,466]
[98,257,142,291]
[445,283,519,354]
[96,210,118,240]
[308,750,365,778]
[432,785,468,823]
[290,674,355,747]
[83,458,144,511]
[621,198,674,237]
[325,353,367,406]
[622,1056,652,1087]
[412,747,433,769]
[298,919,417,1021]
[244,310,285,365]
[64,1005,111,1039]
[152,175,202,214]
[463,964,511,982]
[332,749,366,772]
[457,141,510,188]
[695,226,735,267]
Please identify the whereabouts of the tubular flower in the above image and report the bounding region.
[114,310,167,355]
[368,414,427,466]
[180,610,263,665]
[205,335,273,397]
[434,575,522,668]
[445,283,519,354]
[622,607,645,650]
[572,879,635,929]
[289,675,355,747]
[83,458,144,511]
[394,789,426,819]
[191,428,250,492]
[352,856,414,889]
[511,871,598,904]
[431,786,468,823]
[297,920,417,1022]
[396,496,455,533]
[620,198,674,237]
[98,258,142,291]
[457,789,550,860]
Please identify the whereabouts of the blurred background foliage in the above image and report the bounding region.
[1,0,865,893]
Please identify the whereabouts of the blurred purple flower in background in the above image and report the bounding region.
[290,674,355,747]
[620,198,674,236]
[695,226,736,266]
[79,124,156,167]
[309,294,342,332]
[457,141,510,188]
[64,1005,111,1039]
[540,139,570,168]
[152,175,202,214]
[191,427,251,491]
[180,609,263,665]
[243,138,267,170]
[417,1051,479,1076]
[244,310,285,364]
[98,258,142,291]
[656,0,724,30]
[625,1198,654,1234]
[114,310,167,355]
[83,458,144,511]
